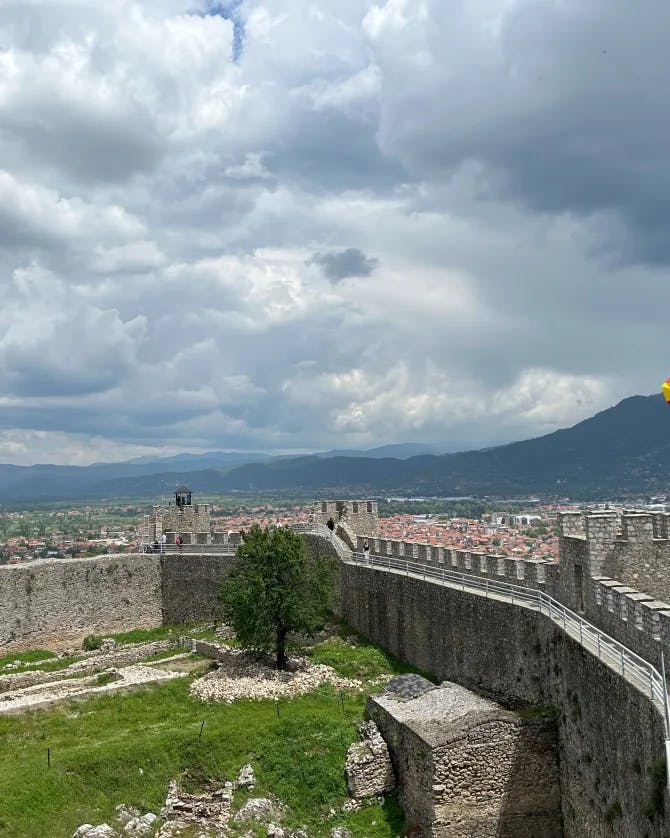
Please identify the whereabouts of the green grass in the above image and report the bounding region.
[0,650,56,669]
[0,632,415,837]
[2,656,80,679]
[309,629,435,683]
[94,672,122,687]
[140,649,189,664]
[109,624,195,645]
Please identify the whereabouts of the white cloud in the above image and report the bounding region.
[0,0,664,465]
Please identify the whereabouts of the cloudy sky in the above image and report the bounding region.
[0,0,666,465]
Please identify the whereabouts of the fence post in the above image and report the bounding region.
[579,619,583,645]
[621,648,625,677]
[597,633,601,659]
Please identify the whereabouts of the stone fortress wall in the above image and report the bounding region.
[2,499,670,834]
[354,509,670,671]
[0,551,235,651]
[340,562,668,838]
[0,554,163,651]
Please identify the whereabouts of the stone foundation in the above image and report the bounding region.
[368,674,561,838]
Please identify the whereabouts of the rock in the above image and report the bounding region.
[160,778,233,830]
[267,824,285,837]
[124,813,157,835]
[331,829,352,838]
[100,638,118,653]
[72,826,117,838]
[234,797,279,823]
[344,721,395,799]
[236,763,256,790]
[115,805,140,826]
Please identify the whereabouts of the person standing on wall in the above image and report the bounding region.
[175,534,183,552]
[363,539,370,564]
[160,532,167,553]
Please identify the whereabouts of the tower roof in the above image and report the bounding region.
[175,485,192,494]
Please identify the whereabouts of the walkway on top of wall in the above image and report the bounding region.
[346,550,669,721]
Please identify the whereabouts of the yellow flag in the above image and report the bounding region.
[662,379,670,403]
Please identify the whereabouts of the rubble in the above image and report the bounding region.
[344,721,396,799]
[114,805,140,826]
[124,813,157,835]
[234,797,281,823]
[236,763,256,790]
[72,826,117,838]
[190,644,361,703]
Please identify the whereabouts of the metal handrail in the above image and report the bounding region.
[139,543,237,555]
[348,550,670,722]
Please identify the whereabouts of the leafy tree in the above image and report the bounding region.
[219,525,337,670]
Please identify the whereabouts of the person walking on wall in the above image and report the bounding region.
[326,517,335,535]
[363,539,370,564]
[175,534,183,552]
[160,532,167,553]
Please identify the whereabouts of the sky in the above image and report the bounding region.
[0,0,667,465]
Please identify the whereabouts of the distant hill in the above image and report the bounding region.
[315,442,442,459]
[158,393,670,499]
[0,394,668,502]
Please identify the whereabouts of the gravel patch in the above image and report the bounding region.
[190,645,362,703]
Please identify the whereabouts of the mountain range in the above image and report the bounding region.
[0,394,668,503]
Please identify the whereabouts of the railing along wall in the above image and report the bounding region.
[347,548,670,792]
[357,535,670,666]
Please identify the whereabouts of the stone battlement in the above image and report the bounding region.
[312,499,379,537]
[358,534,559,594]
[355,529,670,670]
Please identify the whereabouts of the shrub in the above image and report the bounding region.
[83,634,103,651]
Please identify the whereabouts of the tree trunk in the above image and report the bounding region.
[276,626,288,671]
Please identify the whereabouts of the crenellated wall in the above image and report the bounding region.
[340,562,670,838]
[150,501,212,538]
[557,510,670,668]
[312,499,379,536]
[356,535,561,601]
[348,513,670,673]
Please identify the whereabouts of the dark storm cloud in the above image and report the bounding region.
[372,0,670,266]
[311,248,378,281]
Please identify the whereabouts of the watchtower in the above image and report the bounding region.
[148,488,211,541]
[175,486,192,509]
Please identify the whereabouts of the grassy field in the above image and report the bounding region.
[0,628,416,837]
